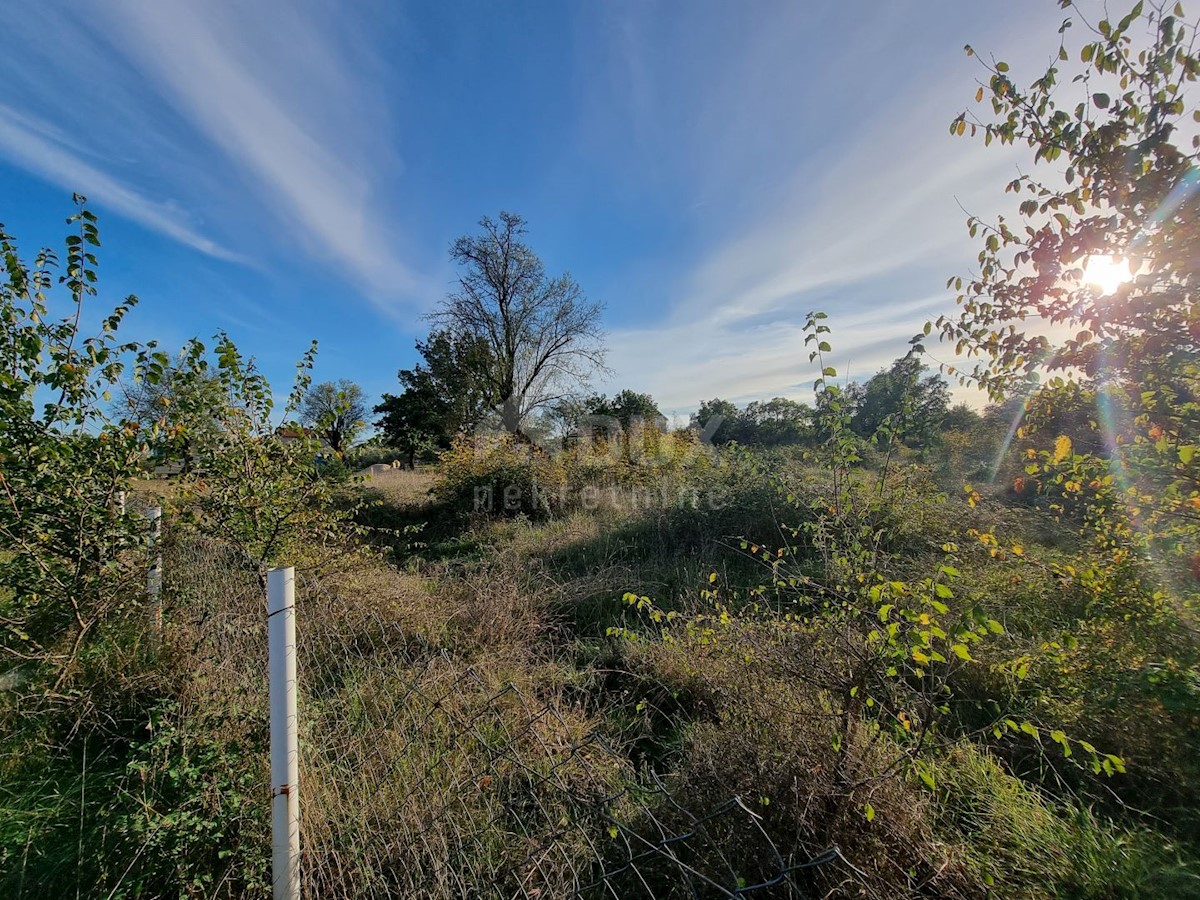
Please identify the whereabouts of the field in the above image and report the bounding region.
[5,9,1200,890]
[7,433,1193,898]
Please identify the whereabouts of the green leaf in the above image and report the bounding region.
[1092,92,1110,109]
[915,761,936,791]
[1051,729,1072,757]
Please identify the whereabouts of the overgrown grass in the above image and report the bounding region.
[3,441,1199,898]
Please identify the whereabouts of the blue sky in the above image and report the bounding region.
[0,0,1068,418]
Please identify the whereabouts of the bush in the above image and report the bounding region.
[0,200,161,684]
[434,433,567,518]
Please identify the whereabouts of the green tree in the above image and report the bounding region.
[430,212,606,435]
[171,336,356,574]
[300,378,366,454]
[120,358,225,473]
[929,6,1200,834]
[374,383,440,469]
[375,329,493,466]
[940,402,983,433]
[0,198,163,680]
[938,2,1200,396]
[582,389,666,431]
[851,355,950,446]
[691,397,739,444]
[928,0,1200,567]
[741,396,813,446]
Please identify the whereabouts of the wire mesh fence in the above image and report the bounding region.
[157,523,867,899]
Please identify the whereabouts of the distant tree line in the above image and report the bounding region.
[692,355,983,451]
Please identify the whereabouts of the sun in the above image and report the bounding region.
[1083,255,1133,295]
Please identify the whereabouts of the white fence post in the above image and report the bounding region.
[146,505,163,638]
[268,566,300,900]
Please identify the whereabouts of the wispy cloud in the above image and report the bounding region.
[608,291,955,411]
[599,98,1015,409]
[590,0,1064,411]
[0,0,1072,407]
[0,0,424,316]
[0,105,241,262]
[95,0,418,311]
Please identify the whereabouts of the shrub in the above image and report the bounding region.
[166,335,366,576]
[434,433,566,518]
[0,198,165,685]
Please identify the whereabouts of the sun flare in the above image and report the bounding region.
[1083,255,1133,295]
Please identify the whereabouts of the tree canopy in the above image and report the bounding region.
[579,389,666,432]
[375,329,493,465]
[120,357,225,473]
[929,0,1200,604]
[301,379,366,453]
[935,1,1200,397]
[851,356,950,445]
[691,396,813,446]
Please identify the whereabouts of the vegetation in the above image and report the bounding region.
[563,389,667,432]
[428,211,607,435]
[374,329,494,466]
[300,379,367,455]
[2,3,1200,898]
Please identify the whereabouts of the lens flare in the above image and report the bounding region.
[1083,255,1133,295]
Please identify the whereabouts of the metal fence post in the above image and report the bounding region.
[146,505,162,638]
[268,566,300,900]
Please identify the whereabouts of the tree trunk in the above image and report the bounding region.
[500,395,522,435]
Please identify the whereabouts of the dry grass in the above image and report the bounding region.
[17,458,1182,899]
[153,531,638,898]
[360,467,437,507]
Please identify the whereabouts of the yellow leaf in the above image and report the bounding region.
[1053,434,1072,462]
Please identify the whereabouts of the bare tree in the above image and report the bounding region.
[430,212,606,435]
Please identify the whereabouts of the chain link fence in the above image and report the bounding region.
[158,523,868,899]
